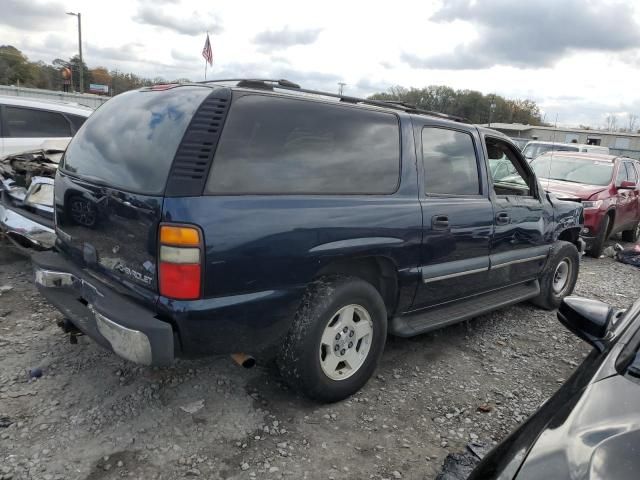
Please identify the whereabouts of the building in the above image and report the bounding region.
[485,123,640,159]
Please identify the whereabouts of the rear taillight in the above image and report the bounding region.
[158,225,202,300]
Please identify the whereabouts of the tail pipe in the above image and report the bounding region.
[231,353,256,369]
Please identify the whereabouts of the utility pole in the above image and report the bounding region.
[488,96,496,127]
[66,11,83,93]
[338,82,346,96]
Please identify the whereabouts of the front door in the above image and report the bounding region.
[412,125,494,310]
[484,136,548,286]
[615,161,639,230]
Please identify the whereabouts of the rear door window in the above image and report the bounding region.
[421,127,480,195]
[205,95,400,194]
[5,106,71,137]
[62,86,211,195]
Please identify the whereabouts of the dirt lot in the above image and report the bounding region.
[1,239,639,480]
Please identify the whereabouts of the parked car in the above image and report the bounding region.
[0,140,67,250]
[469,294,640,479]
[32,79,583,402]
[0,95,92,157]
[523,141,609,160]
[531,152,640,257]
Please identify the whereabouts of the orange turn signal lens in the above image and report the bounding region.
[159,225,200,246]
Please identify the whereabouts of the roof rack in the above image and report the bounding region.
[198,78,468,123]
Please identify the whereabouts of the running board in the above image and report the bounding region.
[389,280,540,337]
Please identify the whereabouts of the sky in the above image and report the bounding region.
[2,0,640,128]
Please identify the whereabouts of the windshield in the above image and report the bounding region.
[531,155,614,186]
[523,143,579,159]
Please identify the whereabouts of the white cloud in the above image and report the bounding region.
[2,0,640,126]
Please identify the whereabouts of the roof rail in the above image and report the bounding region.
[198,78,468,123]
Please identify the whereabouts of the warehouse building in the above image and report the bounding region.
[486,123,640,159]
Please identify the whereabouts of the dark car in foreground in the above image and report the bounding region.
[469,294,640,479]
[32,79,583,402]
[531,152,640,257]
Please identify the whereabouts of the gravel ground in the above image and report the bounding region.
[1,237,639,480]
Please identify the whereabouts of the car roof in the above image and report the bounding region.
[537,151,622,162]
[0,95,94,116]
[176,79,477,126]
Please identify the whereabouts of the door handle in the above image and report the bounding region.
[432,214,449,230]
[496,212,511,225]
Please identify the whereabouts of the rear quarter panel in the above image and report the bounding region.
[160,116,423,355]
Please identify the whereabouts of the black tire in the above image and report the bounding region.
[277,275,387,403]
[531,241,580,310]
[586,214,610,258]
[621,221,640,243]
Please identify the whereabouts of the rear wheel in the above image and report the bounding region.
[531,241,579,310]
[621,221,640,243]
[587,215,611,258]
[277,275,387,403]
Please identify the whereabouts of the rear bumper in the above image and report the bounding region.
[0,201,55,250]
[32,251,174,366]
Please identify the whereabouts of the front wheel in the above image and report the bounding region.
[277,275,387,403]
[586,215,610,258]
[531,241,580,310]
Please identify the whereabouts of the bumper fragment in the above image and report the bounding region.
[0,202,55,250]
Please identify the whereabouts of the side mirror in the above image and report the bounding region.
[619,180,637,190]
[557,297,616,352]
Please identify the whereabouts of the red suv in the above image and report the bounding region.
[530,152,640,257]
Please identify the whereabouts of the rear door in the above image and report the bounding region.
[484,135,548,285]
[412,124,493,309]
[1,105,73,155]
[55,86,213,303]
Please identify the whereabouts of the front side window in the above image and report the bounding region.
[616,162,629,185]
[486,137,532,197]
[4,106,71,138]
[421,128,480,195]
[205,95,401,194]
[624,162,638,183]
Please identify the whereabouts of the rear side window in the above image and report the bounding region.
[4,106,71,137]
[422,127,480,195]
[63,87,211,195]
[205,95,400,194]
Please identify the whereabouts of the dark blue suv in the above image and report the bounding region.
[32,79,584,402]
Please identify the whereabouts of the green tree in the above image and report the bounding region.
[0,45,35,85]
[369,85,543,125]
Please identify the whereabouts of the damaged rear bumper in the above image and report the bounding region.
[0,200,56,250]
[32,251,175,366]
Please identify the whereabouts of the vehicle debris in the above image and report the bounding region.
[0,141,67,251]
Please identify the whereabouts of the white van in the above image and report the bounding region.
[522,141,609,160]
[0,96,93,157]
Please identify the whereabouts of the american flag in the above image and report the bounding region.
[202,33,213,66]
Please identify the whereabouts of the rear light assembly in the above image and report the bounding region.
[158,224,203,300]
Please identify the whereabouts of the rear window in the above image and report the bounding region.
[205,95,400,194]
[62,87,211,194]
